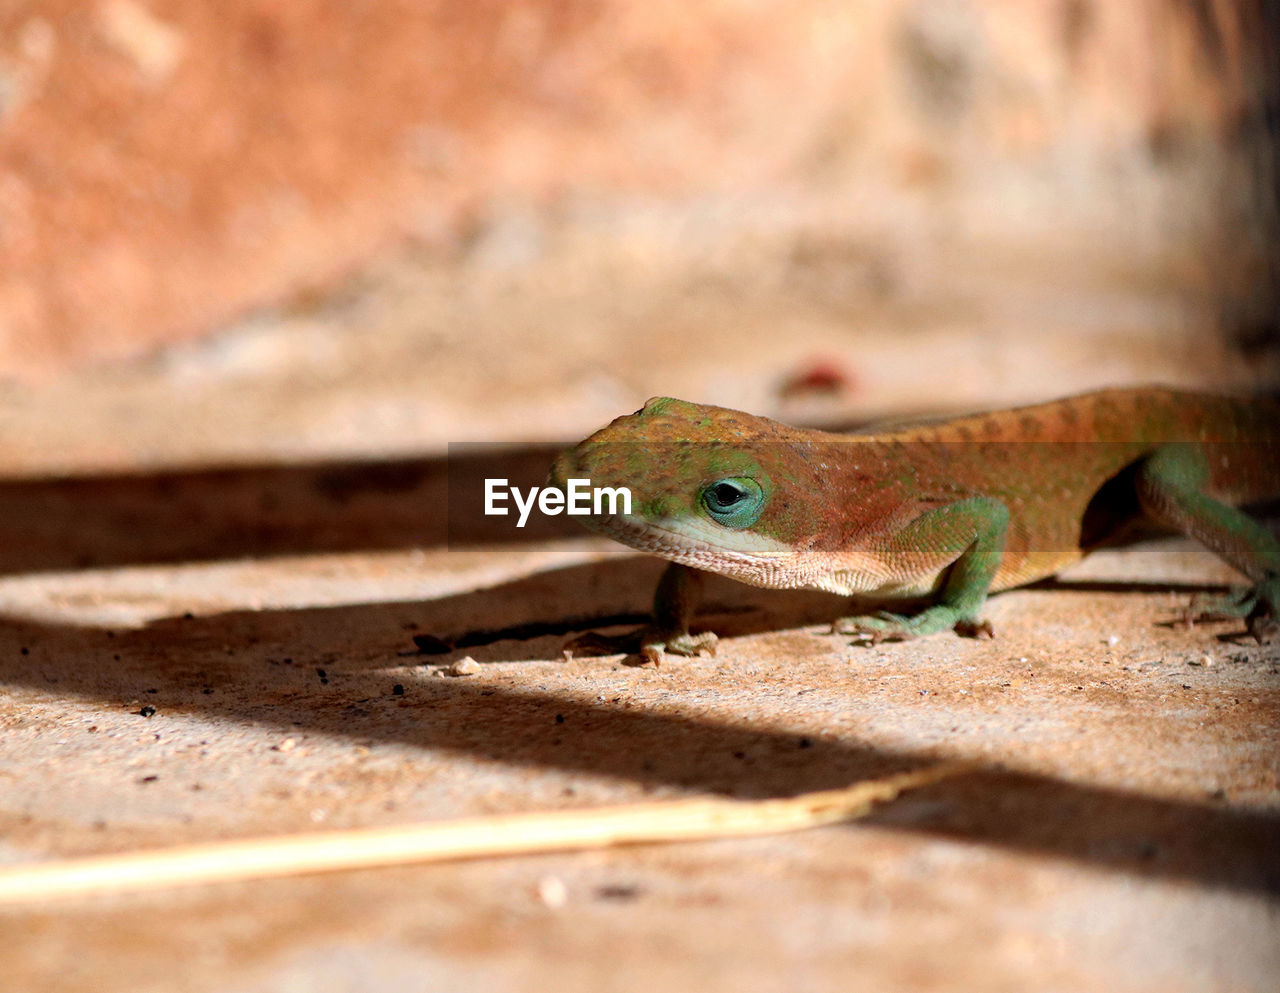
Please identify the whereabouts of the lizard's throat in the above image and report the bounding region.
[578,513,800,588]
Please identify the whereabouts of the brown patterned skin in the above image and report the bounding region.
[550,388,1280,657]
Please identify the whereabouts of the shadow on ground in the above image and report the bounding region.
[0,446,572,574]
[2,559,1277,897]
[1,451,1277,897]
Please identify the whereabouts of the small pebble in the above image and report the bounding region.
[275,737,297,752]
[444,657,481,677]
[138,705,157,718]
[536,876,569,908]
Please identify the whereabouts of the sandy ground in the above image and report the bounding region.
[0,231,1278,990]
[0,460,1277,992]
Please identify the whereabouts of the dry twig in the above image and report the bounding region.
[0,761,969,907]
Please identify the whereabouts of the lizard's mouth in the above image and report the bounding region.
[576,512,800,589]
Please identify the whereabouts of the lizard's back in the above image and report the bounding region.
[857,387,1280,589]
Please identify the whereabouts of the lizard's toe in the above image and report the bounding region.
[1247,613,1278,645]
[564,625,718,663]
[834,611,918,645]
[1246,600,1279,645]
[1186,586,1255,622]
[636,627,718,665]
[954,618,995,639]
[1181,578,1278,643]
[664,630,719,657]
[835,605,989,643]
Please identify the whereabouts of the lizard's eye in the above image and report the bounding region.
[701,477,765,529]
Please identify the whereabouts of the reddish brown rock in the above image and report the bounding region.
[0,1,1273,377]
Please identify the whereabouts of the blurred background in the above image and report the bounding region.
[1,0,1277,474]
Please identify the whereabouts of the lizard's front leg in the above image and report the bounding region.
[563,562,717,662]
[639,561,719,662]
[834,497,1010,642]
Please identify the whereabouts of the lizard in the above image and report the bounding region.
[548,387,1280,661]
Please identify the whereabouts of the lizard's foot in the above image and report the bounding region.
[1182,578,1279,645]
[833,605,993,644]
[562,627,718,663]
[638,627,718,666]
[832,611,919,644]
[954,617,996,639]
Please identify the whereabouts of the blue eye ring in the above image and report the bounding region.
[701,477,765,529]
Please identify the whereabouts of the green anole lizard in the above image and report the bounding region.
[549,388,1280,660]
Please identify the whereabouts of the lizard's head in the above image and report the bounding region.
[549,397,827,586]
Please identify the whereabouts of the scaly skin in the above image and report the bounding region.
[549,388,1280,658]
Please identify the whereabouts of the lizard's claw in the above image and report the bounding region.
[563,626,719,662]
[833,606,994,644]
[1247,610,1279,645]
[1182,585,1252,624]
[1244,577,1279,645]
[639,627,718,665]
[954,618,996,639]
[1179,578,1278,644]
[832,611,919,644]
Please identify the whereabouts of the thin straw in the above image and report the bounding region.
[0,761,968,907]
